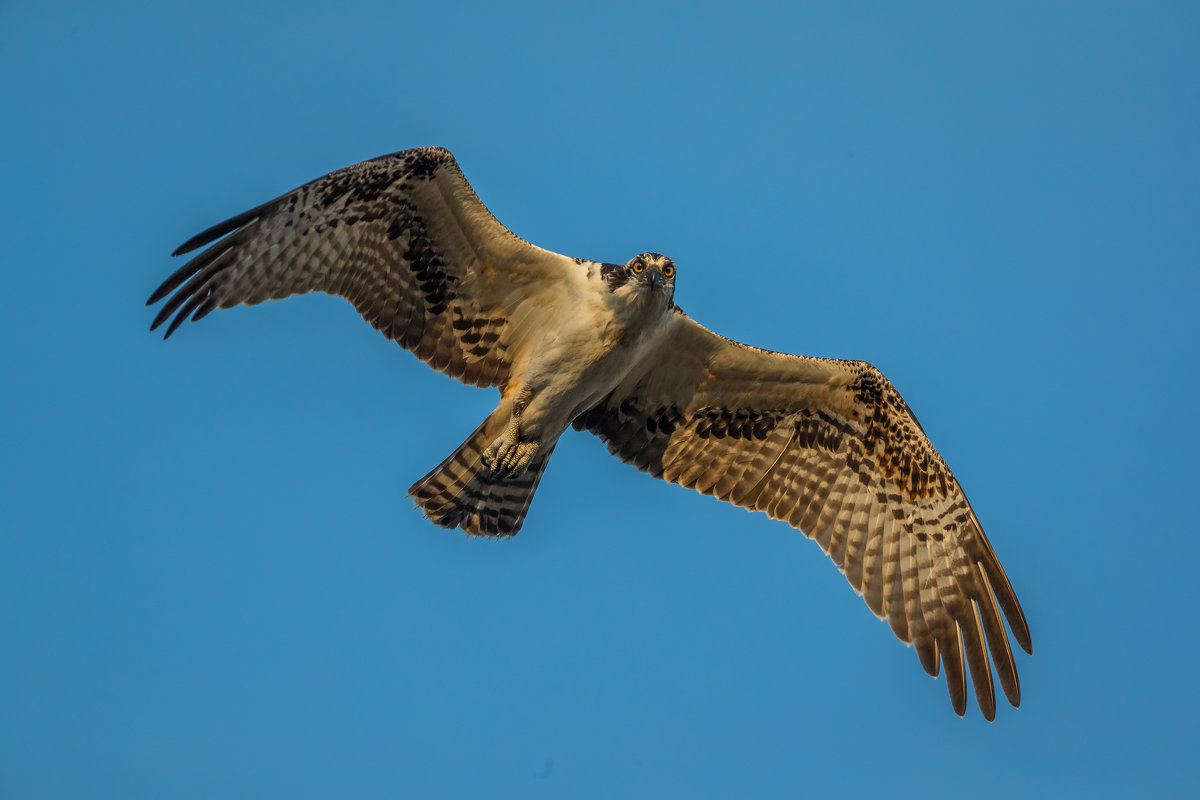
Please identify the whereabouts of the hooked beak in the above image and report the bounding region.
[646,266,662,291]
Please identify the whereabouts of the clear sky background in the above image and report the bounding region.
[2,2,1197,797]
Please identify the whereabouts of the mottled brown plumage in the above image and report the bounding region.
[148,146,1031,719]
[573,318,1031,718]
[150,147,564,388]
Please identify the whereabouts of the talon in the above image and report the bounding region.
[483,390,539,478]
[483,437,538,478]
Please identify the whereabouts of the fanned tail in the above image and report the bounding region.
[408,415,555,537]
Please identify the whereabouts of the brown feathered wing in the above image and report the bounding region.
[574,311,1032,719]
[147,146,579,390]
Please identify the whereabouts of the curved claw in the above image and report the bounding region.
[481,438,539,478]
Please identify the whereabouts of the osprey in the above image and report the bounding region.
[148,147,1031,719]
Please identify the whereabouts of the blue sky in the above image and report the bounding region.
[2,1,1197,797]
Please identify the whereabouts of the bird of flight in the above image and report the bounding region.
[147,147,1031,719]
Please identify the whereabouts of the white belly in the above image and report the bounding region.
[517,303,665,442]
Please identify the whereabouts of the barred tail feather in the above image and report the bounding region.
[408,416,555,537]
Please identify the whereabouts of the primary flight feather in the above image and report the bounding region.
[148,146,1031,719]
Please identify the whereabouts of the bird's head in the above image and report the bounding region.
[600,253,677,307]
[622,252,676,297]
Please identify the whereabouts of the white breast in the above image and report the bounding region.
[516,268,673,441]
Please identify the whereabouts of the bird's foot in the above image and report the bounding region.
[481,436,539,479]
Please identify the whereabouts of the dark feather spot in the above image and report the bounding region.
[403,149,447,180]
[600,262,629,292]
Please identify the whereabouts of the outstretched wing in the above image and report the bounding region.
[148,147,583,389]
[574,311,1032,719]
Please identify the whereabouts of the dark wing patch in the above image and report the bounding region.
[575,313,1031,720]
[148,147,577,388]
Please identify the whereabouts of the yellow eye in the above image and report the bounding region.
[631,260,644,273]
[663,264,675,278]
